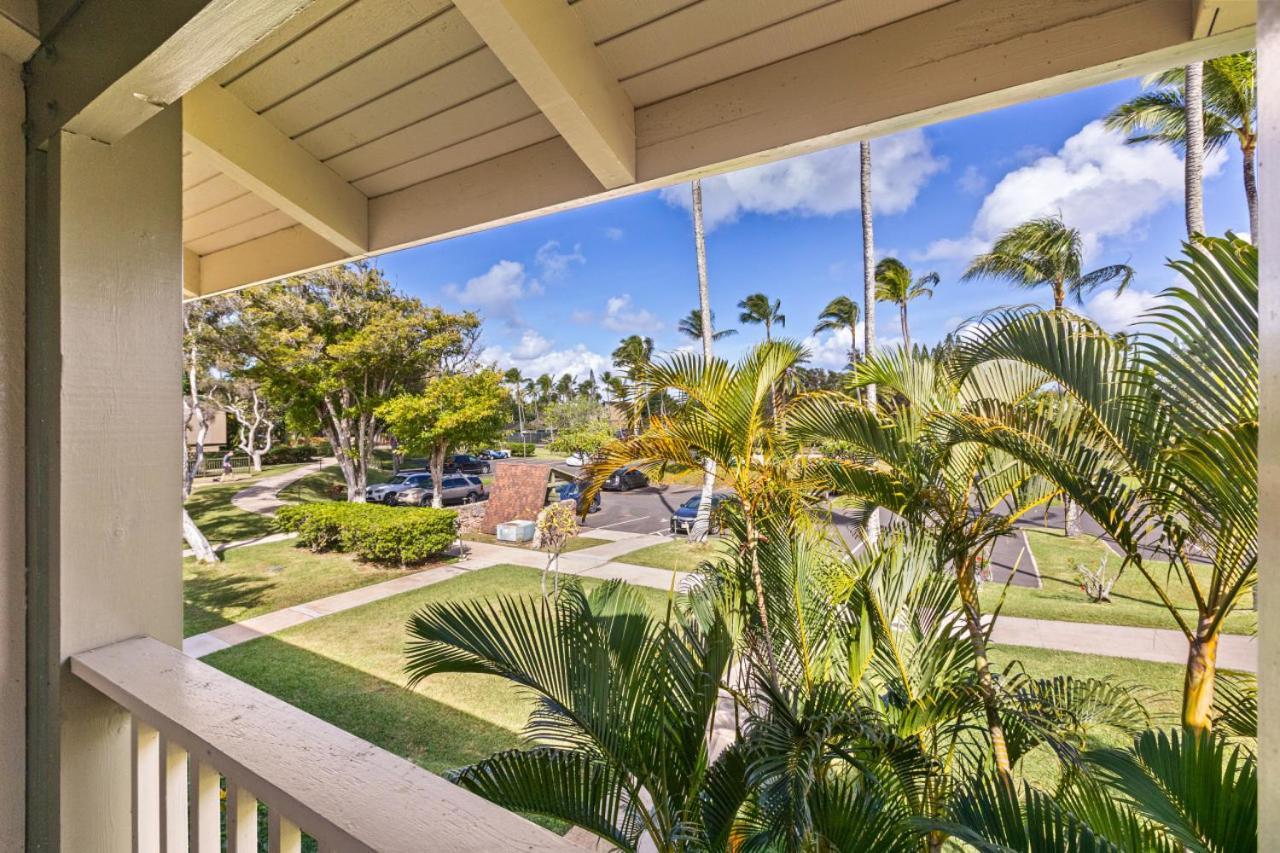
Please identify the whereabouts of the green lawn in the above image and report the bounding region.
[276,466,391,503]
[184,539,428,637]
[462,532,610,553]
[183,463,309,543]
[982,529,1256,635]
[615,537,732,572]
[205,565,668,831]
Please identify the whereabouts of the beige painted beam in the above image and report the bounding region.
[24,0,314,148]
[183,246,201,298]
[195,225,349,298]
[184,81,368,255]
[1193,0,1257,39]
[0,0,38,62]
[454,0,635,188]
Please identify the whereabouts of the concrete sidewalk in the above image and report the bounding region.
[230,457,335,515]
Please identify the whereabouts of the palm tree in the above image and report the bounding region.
[812,295,860,371]
[962,215,1135,311]
[949,235,1257,733]
[736,293,785,340]
[677,308,736,342]
[611,335,655,433]
[859,139,880,545]
[502,367,525,439]
[1105,51,1258,236]
[874,257,939,348]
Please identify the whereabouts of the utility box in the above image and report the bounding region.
[496,520,536,543]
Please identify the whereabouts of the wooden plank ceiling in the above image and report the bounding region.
[181,0,1255,298]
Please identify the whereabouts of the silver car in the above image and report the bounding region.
[395,474,486,506]
[366,471,433,503]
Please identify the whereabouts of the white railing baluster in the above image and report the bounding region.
[227,783,258,853]
[188,759,220,853]
[134,719,161,853]
[268,811,303,853]
[162,737,188,852]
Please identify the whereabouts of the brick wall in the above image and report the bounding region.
[481,462,551,535]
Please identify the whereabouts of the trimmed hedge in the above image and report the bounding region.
[276,502,457,566]
[507,442,536,457]
[262,445,319,465]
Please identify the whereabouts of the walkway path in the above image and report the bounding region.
[182,530,1256,672]
[230,457,334,515]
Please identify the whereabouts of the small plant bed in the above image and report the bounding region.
[184,462,310,544]
[183,540,424,637]
[277,467,391,503]
[979,529,1257,635]
[203,565,670,832]
[461,531,609,553]
[615,537,732,573]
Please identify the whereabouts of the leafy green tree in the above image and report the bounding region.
[948,235,1257,733]
[376,370,509,507]
[233,263,478,501]
[962,214,1134,311]
[736,292,785,340]
[874,257,938,348]
[548,421,614,458]
[1105,52,1258,236]
[677,308,735,342]
[813,295,860,371]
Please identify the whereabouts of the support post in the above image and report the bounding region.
[25,105,183,851]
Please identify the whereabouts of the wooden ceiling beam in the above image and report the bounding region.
[184,80,368,256]
[454,0,635,189]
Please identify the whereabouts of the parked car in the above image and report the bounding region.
[444,453,491,474]
[479,448,510,460]
[602,465,648,491]
[670,492,734,535]
[367,471,433,503]
[556,480,601,514]
[395,474,486,506]
[565,451,592,467]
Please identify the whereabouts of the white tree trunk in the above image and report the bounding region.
[182,314,218,562]
[1184,62,1206,236]
[1064,499,1081,537]
[183,507,218,563]
[860,140,880,545]
[431,444,447,509]
[690,179,718,542]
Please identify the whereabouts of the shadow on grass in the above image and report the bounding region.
[184,572,275,637]
[203,634,567,834]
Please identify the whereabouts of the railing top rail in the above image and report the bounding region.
[71,636,579,853]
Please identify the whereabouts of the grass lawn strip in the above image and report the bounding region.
[183,463,310,543]
[614,537,733,573]
[981,528,1256,636]
[184,539,428,638]
[462,531,611,553]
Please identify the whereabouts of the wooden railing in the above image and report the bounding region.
[71,636,580,852]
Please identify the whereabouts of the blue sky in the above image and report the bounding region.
[376,75,1251,380]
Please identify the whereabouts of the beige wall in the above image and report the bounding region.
[0,51,24,853]
[26,105,183,851]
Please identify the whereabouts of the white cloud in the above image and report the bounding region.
[803,327,858,370]
[443,260,543,315]
[915,235,987,262]
[510,329,553,359]
[481,342,609,381]
[535,240,585,279]
[604,226,624,241]
[659,129,946,230]
[601,294,663,333]
[1084,286,1170,332]
[957,165,986,195]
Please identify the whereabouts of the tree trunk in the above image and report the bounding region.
[1184,62,1206,236]
[859,140,880,545]
[1183,615,1219,732]
[1242,137,1259,240]
[1063,499,1081,537]
[691,180,719,543]
[744,512,779,681]
[1053,281,1065,311]
[183,507,218,564]
[956,557,1013,777]
[900,302,910,350]
[430,443,447,509]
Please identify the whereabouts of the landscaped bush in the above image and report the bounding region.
[507,442,536,457]
[276,502,456,565]
[262,445,319,465]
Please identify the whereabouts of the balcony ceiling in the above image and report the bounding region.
[180,0,1256,298]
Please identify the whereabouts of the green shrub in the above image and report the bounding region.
[276,502,456,565]
[262,445,318,465]
[508,442,536,457]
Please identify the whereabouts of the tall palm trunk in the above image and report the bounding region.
[1183,614,1219,732]
[899,301,910,350]
[860,140,880,544]
[1242,137,1258,239]
[956,556,1013,777]
[691,180,718,542]
[1184,62,1206,235]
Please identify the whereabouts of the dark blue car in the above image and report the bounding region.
[557,481,601,514]
[670,492,733,535]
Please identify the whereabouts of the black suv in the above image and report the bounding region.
[444,453,491,475]
[602,465,649,491]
